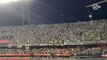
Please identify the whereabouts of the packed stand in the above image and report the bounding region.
[0,46,105,55]
[0,20,106,45]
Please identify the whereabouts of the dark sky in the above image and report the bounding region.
[0,0,107,26]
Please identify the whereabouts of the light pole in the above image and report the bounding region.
[88,11,92,20]
[60,14,64,23]
[21,1,24,25]
[26,0,30,25]
[21,0,31,25]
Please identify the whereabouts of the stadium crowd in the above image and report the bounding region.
[0,20,106,45]
[0,46,105,55]
[0,20,106,57]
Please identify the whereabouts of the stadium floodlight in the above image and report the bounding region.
[0,0,31,25]
[0,0,18,4]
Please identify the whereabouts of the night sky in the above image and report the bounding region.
[0,0,107,26]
